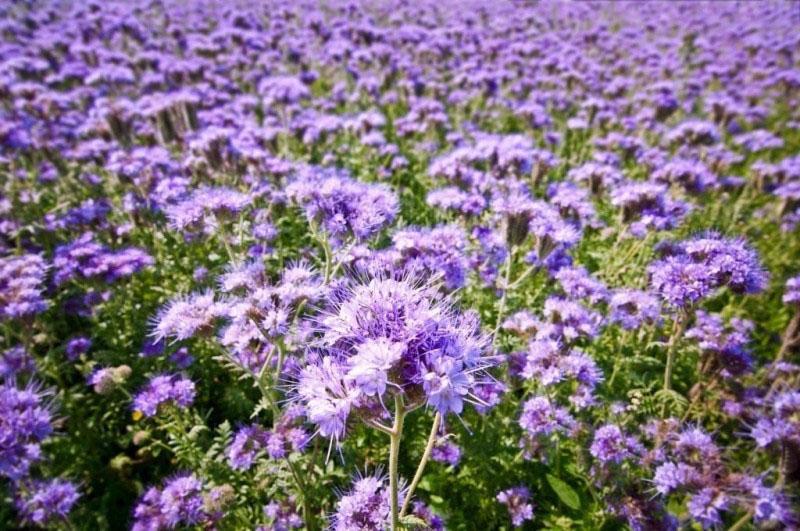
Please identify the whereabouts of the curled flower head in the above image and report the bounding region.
[331,472,403,531]
[296,275,494,442]
[497,486,534,528]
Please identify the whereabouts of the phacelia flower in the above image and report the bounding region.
[496,486,534,527]
[132,374,196,417]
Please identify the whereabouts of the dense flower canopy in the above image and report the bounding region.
[0,0,799,528]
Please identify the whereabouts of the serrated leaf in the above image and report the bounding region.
[546,473,581,510]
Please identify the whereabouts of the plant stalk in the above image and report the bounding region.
[399,412,441,518]
[389,395,406,531]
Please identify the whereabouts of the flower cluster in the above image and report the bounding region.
[132,474,229,530]
[132,374,196,418]
[297,275,494,441]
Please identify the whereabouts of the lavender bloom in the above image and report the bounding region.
[286,166,398,245]
[53,233,153,286]
[540,297,602,343]
[590,424,641,464]
[87,365,131,395]
[132,374,196,417]
[297,275,493,441]
[0,254,49,321]
[610,181,690,237]
[665,120,720,147]
[653,461,697,495]
[687,488,728,528]
[264,497,303,530]
[0,382,54,480]
[331,473,399,531]
[152,291,225,343]
[609,289,661,330]
[496,486,534,527]
[652,159,717,194]
[65,336,91,361]
[388,225,469,290]
[431,440,461,467]
[685,311,754,376]
[227,424,270,470]
[518,395,575,445]
[165,187,251,235]
[0,346,36,380]
[750,391,800,448]
[15,479,80,526]
[554,267,608,304]
[133,474,212,530]
[783,275,800,305]
[734,129,784,152]
[648,234,767,308]
[547,182,600,229]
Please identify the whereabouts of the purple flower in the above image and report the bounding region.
[609,289,661,330]
[152,291,225,343]
[540,297,602,343]
[15,478,80,526]
[227,424,270,470]
[687,488,728,528]
[331,473,398,531]
[387,225,470,290]
[159,474,206,527]
[0,254,49,321]
[346,338,405,397]
[132,374,196,417]
[0,346,36,380]
[518,395,575,443]
[264,497,303,530]
[286,166,398,245]
[653,461,696,495]
[0,382,54,480]
[649,234,767,308]
[165,187,251,235]
[685,311,753,376]
[496,486,533,527]
[53,233,153,286]
[431,440,461,467]
[554,267,608,304]
[87,365,131,395]
[65,336,91,361]
[590,424,641,464]
[298,275,494,441]
[783,275,800,305]
[133,474,213,530]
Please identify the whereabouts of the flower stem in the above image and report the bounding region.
[492,246,516,344]
[399,412,441,518]
[728,509,753,531]
[777,309,800,361]
[662,312,687,416]
[389,395,406,531]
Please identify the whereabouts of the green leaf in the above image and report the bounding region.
[546,473,581,510]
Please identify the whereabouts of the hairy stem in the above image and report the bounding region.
[662,311,688,416]
[389,395,406,531]
[492,246,516,344]
[728,509,753,531]
[777,309,800,361]
[399,412,441,518]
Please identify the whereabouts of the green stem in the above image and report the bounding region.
[389,395,406,531]
[492,246,516,344]
[662,312,688,416]
[399,412,441,518]
[728,509,753,531]
[286,458,316,531]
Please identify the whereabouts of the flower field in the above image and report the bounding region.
[1,0,800,529]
